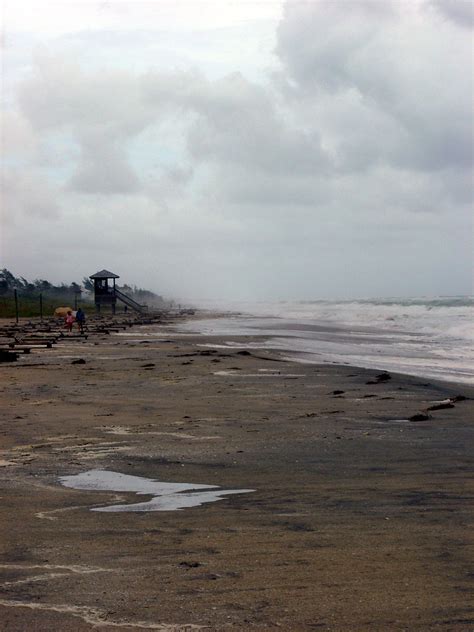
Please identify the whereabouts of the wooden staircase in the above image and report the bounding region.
[114,288,148,314]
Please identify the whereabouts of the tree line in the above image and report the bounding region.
[0,269,82,297]
[0,269,164,317]
[1,269,161,301]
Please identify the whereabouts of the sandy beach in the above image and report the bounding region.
[1,315,473,631]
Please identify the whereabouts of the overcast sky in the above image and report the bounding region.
[1,0,473,300]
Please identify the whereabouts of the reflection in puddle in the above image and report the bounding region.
[60,470,254,512]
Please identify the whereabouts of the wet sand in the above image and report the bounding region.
[1,317,473,631]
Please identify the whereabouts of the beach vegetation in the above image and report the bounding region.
[0,269,164,317]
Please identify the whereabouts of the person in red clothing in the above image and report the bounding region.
[65,310,75,333]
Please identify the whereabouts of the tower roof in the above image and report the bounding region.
[89,269,120,279]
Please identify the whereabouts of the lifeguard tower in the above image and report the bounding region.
[89,269,147,314]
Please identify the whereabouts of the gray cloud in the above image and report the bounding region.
[69,132,140,194]
[429,0,474,28]
[2,1,472,299]
[2,168,60,221]
[18,54,153,133]
[276,0,473,176]
[184,74,329,176]
[18,54,157,195]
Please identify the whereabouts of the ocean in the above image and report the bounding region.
[178,297,474,385]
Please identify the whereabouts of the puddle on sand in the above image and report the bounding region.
[213,370,304,377]
[59,470,254,512]
[101,426,221,440]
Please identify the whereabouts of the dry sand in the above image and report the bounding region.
[0,317,473,631]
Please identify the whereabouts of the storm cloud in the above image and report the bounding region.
[1,0,472,299]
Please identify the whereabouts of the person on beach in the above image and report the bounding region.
[65,310,75,333]
[75,308,86,333]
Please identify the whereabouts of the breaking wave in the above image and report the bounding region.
[182,296,474,384]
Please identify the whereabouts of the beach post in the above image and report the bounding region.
[74,288,81,310]
[40,293,43,321]
[14,289,19,323]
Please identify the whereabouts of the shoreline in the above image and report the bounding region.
[173,311,474,388]
[1,315,473,630]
